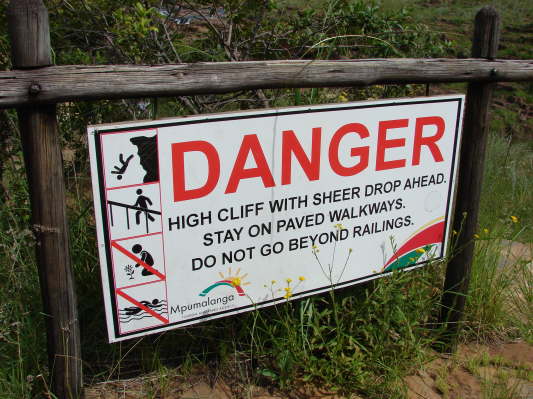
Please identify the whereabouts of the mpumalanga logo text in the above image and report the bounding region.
[170,295,235,315]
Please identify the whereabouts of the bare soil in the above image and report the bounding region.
[405,341,533,399]
[84,341,532,399]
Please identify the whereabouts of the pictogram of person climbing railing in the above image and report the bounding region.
[108,189,162,234]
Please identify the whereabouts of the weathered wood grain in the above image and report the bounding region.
[7,0,52,68]
[439,6,500,352]
[0,58,532,108]
[7,1,83,398]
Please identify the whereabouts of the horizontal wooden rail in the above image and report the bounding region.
[1,58,532,108]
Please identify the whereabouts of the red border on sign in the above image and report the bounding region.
[114,232,161,242]
[155,129,170,326]
[119,279,164,291]
[106,181,160,191]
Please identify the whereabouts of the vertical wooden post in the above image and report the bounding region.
[7,1,83,398]
[439,6,500,351]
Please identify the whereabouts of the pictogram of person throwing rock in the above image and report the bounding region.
[134,189,155,225]
[132,244,154,276]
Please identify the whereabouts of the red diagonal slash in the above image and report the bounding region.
[111,240,165,280]
[116,289,169,324]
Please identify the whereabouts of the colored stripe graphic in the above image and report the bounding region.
[384,244,436,272]
[111,240,165,280]
[116,289,169,324]
[199,280,246,297]
[382,221,445,271]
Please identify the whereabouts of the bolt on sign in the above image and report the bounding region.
[88,95,465,342]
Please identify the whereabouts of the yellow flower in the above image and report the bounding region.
[483,228,489,234]
[510,215,519,223]
[284,292,293,299]
[283,287,290,292]
[416,248,426,254]
[298,276,305,281]
[474,234,480,239]
[286,278,292,283]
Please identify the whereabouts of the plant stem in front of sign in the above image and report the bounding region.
[336,248,353,285]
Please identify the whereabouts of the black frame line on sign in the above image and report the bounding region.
[92,96,463,340]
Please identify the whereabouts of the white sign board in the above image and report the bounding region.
[88,95,464,342]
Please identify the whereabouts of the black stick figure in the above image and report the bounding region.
[111,153,134,180]
[134,189,155,225]
[132,244,154,276]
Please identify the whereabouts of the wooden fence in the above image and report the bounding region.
[3,1,533,398]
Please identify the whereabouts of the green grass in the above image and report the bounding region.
[242,266,442,396]
[477,132,532,241]
[464,232,532,342]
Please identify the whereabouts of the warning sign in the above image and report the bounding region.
[89,96,465,342]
